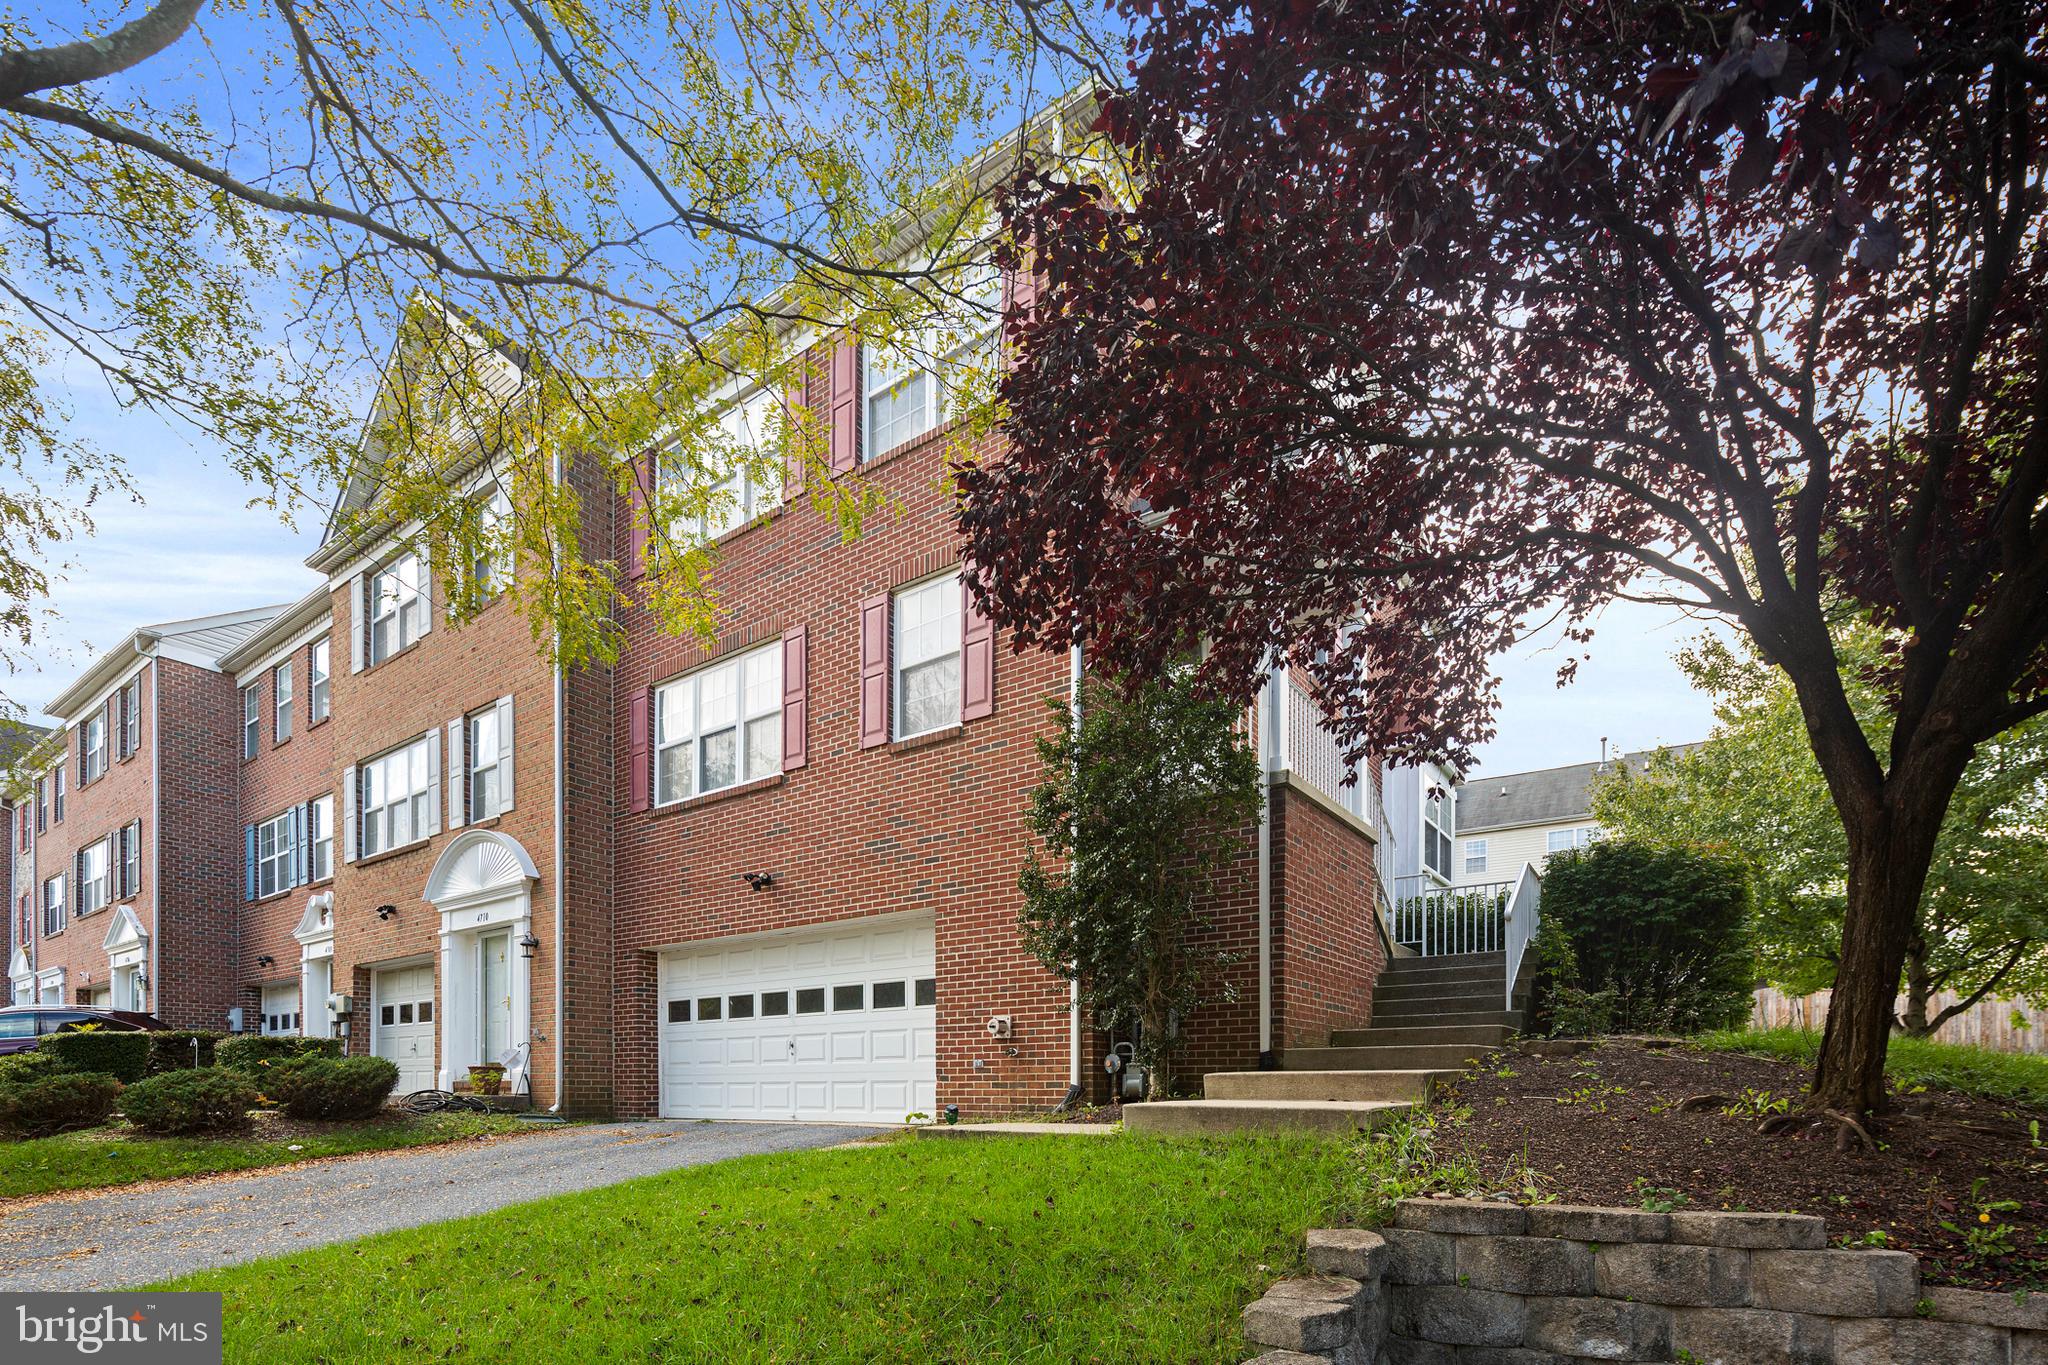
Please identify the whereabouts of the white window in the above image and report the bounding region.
[261,983,300,1036]
[52,768,64,823]
[369,553,427,664]
[309,639,331,723]
[274,661,294,743]
[1463,839,1488,876]
[665,389,782,544]
[42,874,65,937]
[241,683,260,759]
[309,794,334,882]
[1422,787,1453,879]
[119,677,141,758]
[893,574,961,740]
[81,714,107,782]
[467,705,506,821]
[473,484,514,595]
[861,272,999,461]
[119,820,141,898]
[256,809,297,899]
[653,644,781,805]
[360,735,433,857]
[1546,826,1600,855]
[76,842,110,917]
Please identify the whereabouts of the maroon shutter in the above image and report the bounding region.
[858,593,890,748]
[961,570,995,722]
[628,686,652,812]
[780,624,808,770]
[782,381,806,500]
[1002,252,1038,369]
[627,452,653,578]
[828,341,860,474]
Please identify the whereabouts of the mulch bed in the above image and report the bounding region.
[1437,1040,2048,1290]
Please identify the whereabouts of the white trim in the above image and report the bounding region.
[423,830,538,1090]
[233,621,332,688]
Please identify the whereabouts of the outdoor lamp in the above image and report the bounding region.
[518,932,540,960]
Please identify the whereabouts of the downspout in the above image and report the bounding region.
[549,447,567,1114]
[1065,643,1083,1099]
[146,651,160,1019]
[1256,664,1283,1067]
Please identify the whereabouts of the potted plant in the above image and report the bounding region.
[466,1063,506,1096]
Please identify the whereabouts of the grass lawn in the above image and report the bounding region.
[164,1132,1356,1364]
[0,1111,525,1200]
[1693,1025,2048,1107]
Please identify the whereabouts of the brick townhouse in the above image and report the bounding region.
[8,290,1390,1123]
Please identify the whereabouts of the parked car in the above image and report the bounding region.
[0,1006,167,1056]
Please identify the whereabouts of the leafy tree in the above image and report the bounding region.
[1595,629,2048,1036]
[959,0,2048,1114]
[1537,840,1755,1035]
[0,2,1110,687]
[1016,672,1262,1100]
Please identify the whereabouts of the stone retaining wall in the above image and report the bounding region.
[1242,1197,2046,1364]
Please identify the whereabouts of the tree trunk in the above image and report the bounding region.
[1811,792,1950,1113]
[1900,935,1932,1036]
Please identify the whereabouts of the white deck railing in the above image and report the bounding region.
[1281,675,1372,825]
[1502,862,1544,1010]
[1390,876,1512,956]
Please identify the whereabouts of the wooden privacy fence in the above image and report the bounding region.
[1752,985,2048,1054]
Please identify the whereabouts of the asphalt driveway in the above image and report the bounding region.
[0,1120,880,1290]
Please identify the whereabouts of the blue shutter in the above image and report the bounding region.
[291,805,307,886]
[244,824,257,901]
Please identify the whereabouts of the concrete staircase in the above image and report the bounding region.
[1122,951,1523,1136]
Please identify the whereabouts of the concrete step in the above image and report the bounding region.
[1328,1023,1517,1049]
[1379,961,1511,985]
[1371,996,1514,1022]
[1365,1008,1523,1030]
[1374,977,1505,1002]
[1281,1043,1503,1072]
[1122,1098,1412,1138]
[1384,951,1505,971]
[1203,1069,1458,1103]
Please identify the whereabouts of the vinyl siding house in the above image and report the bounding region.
[1450,747,1699,890]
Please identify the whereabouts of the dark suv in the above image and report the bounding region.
[0,1006,166,1056]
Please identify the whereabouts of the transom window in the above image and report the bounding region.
[256,809,297,899]
[309,639,331,723]
[664,388,782,545]
[80,714,107,783]
[273,661,293,743]
[893,574,961,739]
[654,643,781,805]
[76,842,110,917]
[369,552,427,664]
[360,735,433,857]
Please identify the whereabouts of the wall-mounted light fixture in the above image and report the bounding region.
[256,954,275,968]
[518,932,540,960]
[375,904,397,921]
[736,871,775,891]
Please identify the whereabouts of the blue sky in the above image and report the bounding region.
[7,367,1721,777]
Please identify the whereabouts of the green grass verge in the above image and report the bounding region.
[164,1132,1356,1364]
[1693,1026,2048,1108]
[0,1112,525,1199]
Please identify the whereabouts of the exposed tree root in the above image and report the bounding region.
[1675,1093,1731,1113]
[1755,1111,1812,1137]
[1827,1109,1877,1152]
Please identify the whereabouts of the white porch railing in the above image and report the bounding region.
[1391,876,1512,955]
[1280,674,1373,825]
[1502,862,1544,1011]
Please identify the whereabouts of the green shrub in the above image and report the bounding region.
[0,1050,57,1086]
[266,1056,400,1119]
[40,1030,151,1083]
[122,1067,260,1134]
[0,1072,121,1137]
[1538,839,1755,1034]
[145,1030,223,1074]
[216,1034,344,1073]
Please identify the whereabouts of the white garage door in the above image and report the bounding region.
[373,964,436,1095]
[659,916,936,1123]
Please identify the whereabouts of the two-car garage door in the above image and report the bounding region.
[659,915,936,1123]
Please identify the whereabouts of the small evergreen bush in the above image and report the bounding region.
[216,1034,343,1073]
[0,1049,57,1085]
[266,1056,400,1119]
[122,1068,260,1134]
[1538,839,1755,1034]
[145,1030,223,1074]
[0,1072,121,1137]
[40,1030,151,1083]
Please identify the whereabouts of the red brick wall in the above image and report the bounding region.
[236,634,339,1027]
[1271,782,1384,1052]
[154,659,246,1029]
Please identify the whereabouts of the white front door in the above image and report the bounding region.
[658,915,936,1124]
[478,931,511,1067]
[373,964,436,1094]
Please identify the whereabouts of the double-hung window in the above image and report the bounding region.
[466,704,508,821]
[861,270,999,461]
[308,794,334,881]
[76,841,110,917]
[309,639,331,723]
[1463,839,1488,876]
[893,574,961,740]
[119,678,141,757]
[1422,787,1452,879]
[274,662,293,742]
[42,874,65,937]
[241,684,260,759]
[80,714,106,783]
[1546,825,1600,856]
[118,820,141,898]
[666,389,782,545]
[653,644,781,805]
[369,553,427,664]
[472,485,513,596]
[255,809,297,898]
[52,769,63,824]
[35,776,46,833]
[359,735,432,856]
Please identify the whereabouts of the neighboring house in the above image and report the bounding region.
[1449,747,1698,889]
[3,720,52,1004]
